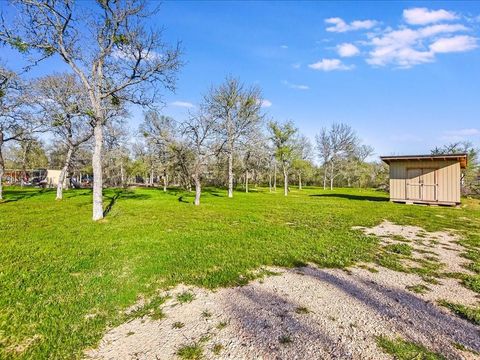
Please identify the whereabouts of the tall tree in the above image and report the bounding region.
[1,0,182,220]
[34,73,94,199]
[140,111,176,191]
[268,120,298,196]
[205,77,263,198]
[182,111,215,206]
[316,123,358,190]
[0,67,30,199]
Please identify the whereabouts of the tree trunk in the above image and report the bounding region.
[273,162,277,192]
[227,149,233,198]
[268,172,272,192]
[56,145,74,200]
[92,123,104,221]
[194,174,201,206]
[283,165,288,196]
[330,177,334,190]
[298,172,302,190]
[150,169,154,186]
[245,169,248,193]
[323,168,327,190]
[120,163,125,187]
[163,171,167,192]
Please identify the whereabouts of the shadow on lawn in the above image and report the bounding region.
[310,193,388,202]
[103,190,151,216]
[1,189,53,203]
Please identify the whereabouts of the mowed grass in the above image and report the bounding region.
[1,186,479,359]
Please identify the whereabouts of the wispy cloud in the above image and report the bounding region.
[308,58,354,71]
[325,17,377,33]
[337,43,360,57]
[280,44,288,49]
[261,99,272,108]
[441,128,480,141]
[291,62,301,69]
[170,101,195,108]
[282,80,310,90]
[403,7,458,25]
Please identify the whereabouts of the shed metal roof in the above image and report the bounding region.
[380,153,467,169]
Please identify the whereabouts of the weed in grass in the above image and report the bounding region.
[212,343,223,355]
[438,300,480,325]
[177,343,203,360]
[462,275,480,294]
[172,322,185,329]
[406,284,430,294]
[201,310,212,318]
[177,292,195,304]
[376,336,445,360]
[126,331,135,336]
[295,306,310,314]
[384,243,413,256]
[279,335,292,345]
[216,321,228,330]
[391,234,410,242]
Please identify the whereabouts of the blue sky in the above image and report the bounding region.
[2,1,480,158]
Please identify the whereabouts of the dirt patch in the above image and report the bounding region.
[354,220,474,275]
[86,222,480,360]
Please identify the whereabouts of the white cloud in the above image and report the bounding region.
[366,23,472,68]
[170,101,195,108]
[261,99,272,108]
[308,58,354,71]
[325,17,377,32]
[430,35,478,53]
[280,45,288,49]
[403,7,458,25]
[292,63,301,69]
[337,43,360,57]
[282,80,310,90]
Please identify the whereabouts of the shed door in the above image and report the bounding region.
[421,169,437,202]
[406,169,422,200]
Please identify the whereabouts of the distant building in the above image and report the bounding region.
[380,154,467,206]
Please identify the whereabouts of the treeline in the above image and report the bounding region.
[1,73,389,204]
[1,1,477,221]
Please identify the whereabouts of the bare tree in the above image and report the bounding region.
[205,77,263,198]
[268,121,297,196]
[315,128,332,190]
[33,73,94,199]
[316,123,358,190]
[0,67,30,199]
[140,111,176,191]
[182,111,215,206]
[1,0,182,220]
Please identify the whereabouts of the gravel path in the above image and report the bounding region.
[86,222,480,360]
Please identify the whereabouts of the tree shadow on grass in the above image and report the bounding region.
[103,190,151,217]
[301,266,480,357]
[1,188,53,203]
[310,193,388,202]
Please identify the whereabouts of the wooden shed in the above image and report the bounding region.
[380,154,467,206]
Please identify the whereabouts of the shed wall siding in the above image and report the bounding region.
[389,160,461,204]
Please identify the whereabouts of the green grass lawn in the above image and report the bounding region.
[1,186,479,359]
